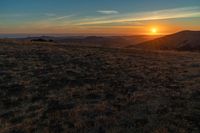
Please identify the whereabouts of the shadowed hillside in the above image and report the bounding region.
[130,31,200,51]
[0,40,200,133]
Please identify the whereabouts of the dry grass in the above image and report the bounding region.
[0,41,200,133]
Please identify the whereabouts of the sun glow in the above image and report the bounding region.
[151,27,158,34]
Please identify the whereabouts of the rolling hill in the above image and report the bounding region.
[17,35,159,48]
[0,40,200,132]
[131,31,200,51]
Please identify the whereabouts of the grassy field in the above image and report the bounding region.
[0,41,200,133]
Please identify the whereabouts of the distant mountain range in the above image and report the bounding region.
[130,31,200,51]
[1,30,199,51]
[18,35,159,48]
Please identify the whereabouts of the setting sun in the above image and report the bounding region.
[151,28,158,34]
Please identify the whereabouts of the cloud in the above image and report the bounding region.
[52,14,75,20]
[97,10,119,15]
[77,6,200,25]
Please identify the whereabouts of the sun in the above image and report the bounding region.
[151,27,158,34]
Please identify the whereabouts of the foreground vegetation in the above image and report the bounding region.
[0,41,200,133]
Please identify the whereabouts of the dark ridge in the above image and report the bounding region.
[129,30,200,51]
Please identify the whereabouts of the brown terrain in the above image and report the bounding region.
[130,31,200,51]
[0,35,200,133]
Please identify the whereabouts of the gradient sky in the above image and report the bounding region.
[0,0,200,35]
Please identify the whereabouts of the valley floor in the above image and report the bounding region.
[0,42,200,133]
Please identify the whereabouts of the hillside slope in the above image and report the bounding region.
[0,41,200,132]
[132,31,200,51]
